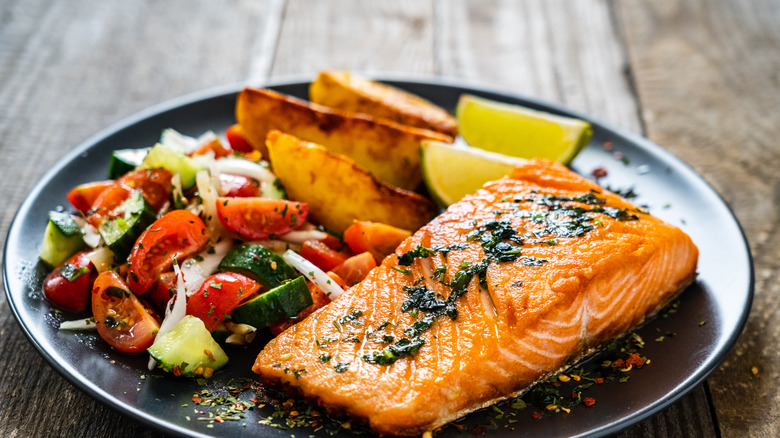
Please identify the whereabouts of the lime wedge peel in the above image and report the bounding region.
[456,94,592,165]
[421,140,527,207]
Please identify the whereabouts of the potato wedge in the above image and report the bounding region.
[265,130,436,233]
[236,87,453,191]
[310,71,458,137]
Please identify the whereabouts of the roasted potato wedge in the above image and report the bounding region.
[236,87,453,191]
[265,130,436,233]
[310,71,458,137]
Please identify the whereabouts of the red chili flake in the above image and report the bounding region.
[234,403,245,410]
[611,358,626,368]
[603,141,613,151]
[215,418,224,424]
[583,397,597,407]
[250,397,260,403]
[191,396,202,404]
[532,411,544,420]
[596,378,604,384]
[551,381,560,387]
[626,352,646,369]
[252,254,260,260]
[592,167,608,178]
[173,365,181,377]
[572,392,579,399]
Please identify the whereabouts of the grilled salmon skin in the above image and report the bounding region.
[253,159,699,436]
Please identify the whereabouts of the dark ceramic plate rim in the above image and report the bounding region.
[3,76,753,437]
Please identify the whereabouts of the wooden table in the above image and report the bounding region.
[1,1,776,436]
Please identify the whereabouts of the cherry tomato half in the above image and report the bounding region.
[146,271,177,314]
[215,197,307,240]
[186,272,260,331]
[43,250,96,312]
[67,181,115,215]
[343,221,411,264]
[116,168,173,212]
[86,184,134,227]
[92,271,160,353]
[219,174,260,198]
[127,210,209,295]
[192,138,232,159]
[299,240,351,272]
[332,252,377,286]
[225,124,254,153]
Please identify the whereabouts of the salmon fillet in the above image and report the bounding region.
[253,159,699,436]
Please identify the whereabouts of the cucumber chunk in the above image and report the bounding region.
[108,147,150,179]
[219,243,298,290]
[97,191,157,259]
[40,211,86,268]
[148,315,228,378]
[231,276,312,329]
[140,143,203,189]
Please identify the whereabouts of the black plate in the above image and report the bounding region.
[3,79,753,437]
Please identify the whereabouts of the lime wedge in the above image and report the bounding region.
[456,94,592,164]
[421,140,527,206]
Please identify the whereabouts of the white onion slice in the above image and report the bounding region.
[180,238,232,295]
[282,249,345,299]
[195,170,224,244]
[278,229,327,244]
[160,128,198,154]
[72,216,101,248]
[148,262,188,370]
[214,158,276,186]
[59,318,97,330]
[86,246,115,273]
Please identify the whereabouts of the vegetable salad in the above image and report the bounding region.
[41,124,411,377]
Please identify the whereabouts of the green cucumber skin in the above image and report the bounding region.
[231,276,312,329]
[148,315,228,377]
[39,212,86,268]
[218,244,298,290]
[108,148,150,179]
[98,191,157,260]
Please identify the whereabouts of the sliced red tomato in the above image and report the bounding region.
[225,124,254,153]
[326,271,348,289]
[192,138,232,158]
[86,184,134,227]
[127,210,209,295]
[219,174,260,198]
[146,271,177,313]
[92,271,160,353]
[215,197,307,240]
[299,240,351,272]
[67,181,115,215]
[186,272,260,331]
[331,252,377,286]
[343,221,411,264]
[269,279,333,336]
[116,168,173,211]
[43,251,96,312]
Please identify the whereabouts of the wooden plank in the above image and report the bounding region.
[617,0,780,436]
[434,0,642,132]
[435,1,717,436]
[271,0,436,77]
[0,1,284,436]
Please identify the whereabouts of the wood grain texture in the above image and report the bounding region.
[271,0,436,78]
[618,0,780,436]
